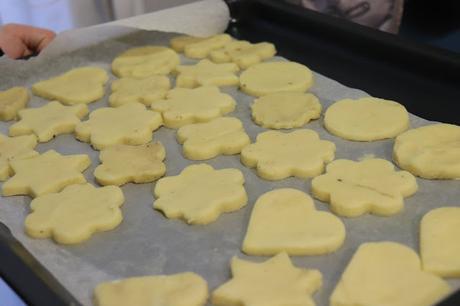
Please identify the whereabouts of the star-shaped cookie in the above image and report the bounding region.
[9,101,89,142]
[210,40,276,69]
[2,150,91,198]
[175,59,239,88]
[0,134,38,181]
[212,252,322,306]
[0,86,29,121]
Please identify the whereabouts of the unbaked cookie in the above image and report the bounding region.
[170,35,207,52]
[209,40,276,69]
[311,159,417,217]
[251,92,321,129]
[393,123,460,179]
[241,129,335,180]
[324,97,409,141]
[242,188,345,256]
[239,61,313,97]
[32,67,108,105]
[0,134,38,181]
[175,59,239,88]
[177,117,250,160]
[0,87,29,121]
[179,34,232,59]
[153,164,247,225]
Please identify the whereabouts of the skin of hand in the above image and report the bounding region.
[0,24,56,59]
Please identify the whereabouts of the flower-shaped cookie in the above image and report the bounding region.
[25,184,124,244]
[241,129,335,180]
[153,164,247,225]
[9,101,88,142]
[151,87,236,128]
[177,117,250,160]
[170,35,207,52]
[209,40,276,69]
[109,76,170,107]
[311,159,418,217]
[0,134,38,181]
[175,59,239,88]
[75,102,162,150]
[0,87,29,121]
[175,34,232,59]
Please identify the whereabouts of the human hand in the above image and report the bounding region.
[0,24,56,59]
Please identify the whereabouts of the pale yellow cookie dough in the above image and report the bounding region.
[251,92,321,129]
[393,123,460,179]
[94,272,208,306]
[2,150,90,198]
[324,97,409,141]
[0,87,29,121]
[75,102,162,150]
[0,134,38,181]
[209,40,276,69]
[32,67,108,105]
[311,159,417,217]
[170,35,207,52]
[9,101,88,142]
[153,164,247,225]
[242,188,345,256]
[94,142,166,186]
[177,117,250,160]
[239,61,313,97]
[109,75,170,107]
[212,252,322,306]
[241,129,335,180]
[25,183,124,244]
[151,86,236,128]
[421,207,460,277]
[112,46,179,78]
[175,59,239,88]
[182,34,232,59]
[330,242,450,306]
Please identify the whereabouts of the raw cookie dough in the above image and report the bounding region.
[2,150,90,198]
[109,75,170,107]
[209,40,276,69]
[0,134,38,181]
[0,87,29,121]
[311,159,417,217]
[151,86,236,128]
[75,102,162,150]
[239,61,313,97]
[251,92,321,129]
[242,188,345,256]
[421,207,460,277]
[212,252,322,306]
[25,184,124,244]
[241,129,335,180]
[153,164,247,225]
[94,272,208,306]
[177,117,250,160]
[32,67,108,105]
[324,97,409,141]
[175,59,239,88]
[170,35,207,52]
[112,46,179,78]
[9,101,88,142]
[94,142,166,186]
[393,123,460,179]
[330,242,450,306]
[180,34,232,59]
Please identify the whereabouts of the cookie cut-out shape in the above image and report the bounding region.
[251,92,321,129]
[240,61,313,97]
[94,272,208,306]
[212,252,322,306]
[94,142,166,186]
[311,159,417,217]
[243,188,345,256]
[9,101,88,142]
[177,117,250,160]
[32,67,108,105]
[2,150,90,198]
[393,123,460,179]
[421,207,460,277]
[112,46,179,78]
[75,103,162,150]
[0,87,29,121]
[153,164,247,225]
[170,35,207,52]
[324,97,409,141]
[241,129,335,180]
[175,59,239,88]
[25,184,124,244]
[151,87,236,128]
[109,76,170,107]
[330,242,450,306]
[181,34,232,59]
[0,134,38,181]
[210,40,276,69]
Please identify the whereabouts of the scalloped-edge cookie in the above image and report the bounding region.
[170,35,207,52]
[0,134,38,181]
[180,34,232,59]
[175,59,239,88]
[209,40,276,69]
[0,87,29,121]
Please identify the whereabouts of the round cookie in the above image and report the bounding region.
[239,61,313,97]
[324,97,409,141]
